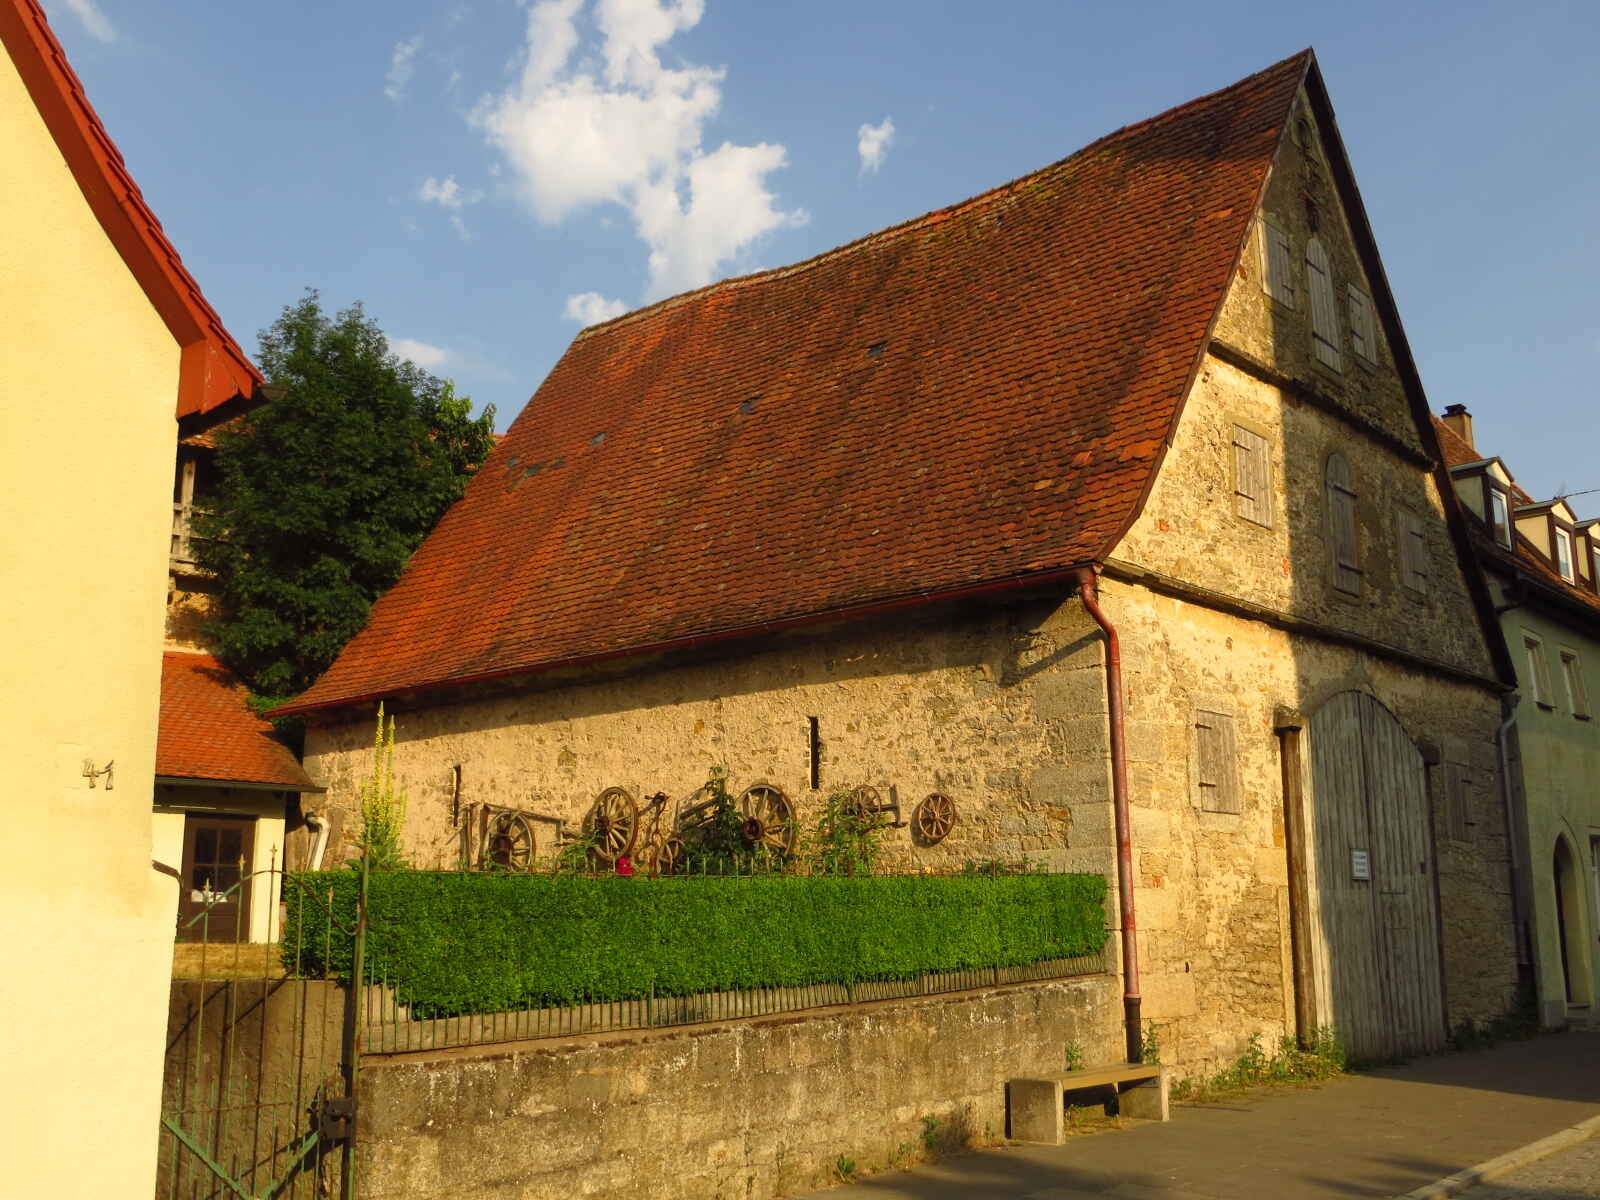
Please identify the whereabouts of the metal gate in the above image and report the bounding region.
[1301,691,1446,1062]
[158,867,363,1199]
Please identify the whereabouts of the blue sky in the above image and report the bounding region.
[46,0,1599,508]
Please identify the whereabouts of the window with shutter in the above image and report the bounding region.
[1446,764,1471,842]
[1561,650,1589,718]
[1347,284,1377,365]
[1232,424,1272,527]
[1305,238,1342,371]
[1326,453,1361,595]
[1398,509,1429,594]
[1524,634,1554,707]
[1194,709,1240,814]
[1260,219,1295,308]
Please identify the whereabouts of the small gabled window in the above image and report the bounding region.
[1524,633,1554,708]
[1446,764,1472,842]
[1326,453,1362,595]
[1194,709,1240,814]
[1347,284,1378,365]
[1488,487,1512,548]
[1554,527,1575,582]
[1397,509,1429,595]
[1305,237,1342,372]
[1561,650,1590,719]
[1260,219,1296,308]
[1232,424,1272,528]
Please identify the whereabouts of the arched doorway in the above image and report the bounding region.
[1553,835,1593,1009]
[1298,691,1446,1061]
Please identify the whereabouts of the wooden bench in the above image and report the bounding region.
[1007,1063,1170,1143]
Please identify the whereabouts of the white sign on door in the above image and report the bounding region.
[1351,848,1371,881]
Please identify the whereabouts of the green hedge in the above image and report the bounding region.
[283,871,1107,1017]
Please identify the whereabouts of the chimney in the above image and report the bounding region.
[1441,404,1474,451]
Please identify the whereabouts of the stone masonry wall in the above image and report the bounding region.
[303,599,1118,881]
[1096,576,1517,1069]
[357,974,1118,1200]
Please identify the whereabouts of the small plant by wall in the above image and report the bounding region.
[1169,1028,1345,1102]
[350,704,407,871]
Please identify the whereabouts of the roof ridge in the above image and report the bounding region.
[577,50,1315,339]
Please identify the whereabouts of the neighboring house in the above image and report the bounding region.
[155,651,318,943]
[279,51,1520,1072]
[161,402,320,943]
[1435,407,1600,1028]
[0,0,262,1191]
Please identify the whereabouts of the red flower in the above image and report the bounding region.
[614,855,634,877]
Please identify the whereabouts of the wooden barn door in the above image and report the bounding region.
[1300,691,1445,1061]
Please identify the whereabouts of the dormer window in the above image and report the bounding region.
[1488,487,1511,548]
[1554,526,1575,582]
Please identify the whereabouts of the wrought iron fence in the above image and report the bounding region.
[159,869,357,1200]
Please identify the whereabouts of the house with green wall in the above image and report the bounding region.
[1437,406,1600,1028]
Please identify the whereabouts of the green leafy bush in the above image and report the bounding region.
[284,870,1107,1017]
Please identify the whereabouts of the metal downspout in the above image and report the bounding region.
[1496,694,1532,973]
[1076,567,1143,1063]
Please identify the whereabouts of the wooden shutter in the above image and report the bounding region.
[1524,636,1553,706]
[1347,284,1377,364]
[1305,238,1342,371]
[1232,425,1272,527]
[1398,510,1429,594]
[1260,220,1295,307]
[1326,454,1361,594]
[1446,764,1471,842]
[1195,709,1240,814]
[1562,651,1590,718]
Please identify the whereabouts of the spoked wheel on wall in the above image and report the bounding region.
[645,834,686,876]
[912,793,957,845]
[585,787,639,863]
[482,812,536,871]
[737,784,796,856]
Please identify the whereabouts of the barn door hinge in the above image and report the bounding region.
[316,1096,357,1143]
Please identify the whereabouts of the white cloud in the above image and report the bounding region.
[477,0,805,300]
[50,0,116,42]
[564,292,629,326]
[418,175,479,209]
[391,338,451,370]
[857,117,895,175]
[419,175,482,240]
[385,34,424,102]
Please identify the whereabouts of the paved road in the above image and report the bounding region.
[1461,1137,1600,1199]
[801,1033,1600,1199]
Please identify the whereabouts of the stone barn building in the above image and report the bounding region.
[281,50,1520,1074]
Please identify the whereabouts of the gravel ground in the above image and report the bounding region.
[1461,1136,1600,1199]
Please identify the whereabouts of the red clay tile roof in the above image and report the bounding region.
[158,653,316,789]
[280,52,1311,716]
[1,0,260,419]
[1433,417,1600,622]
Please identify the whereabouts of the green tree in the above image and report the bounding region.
[195,291,495,700]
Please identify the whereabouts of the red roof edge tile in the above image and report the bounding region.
[158,652,319,790]
[1,0,261,419]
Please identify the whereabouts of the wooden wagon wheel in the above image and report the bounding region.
[737,783,796,855]
[844,784,884,825]
[482,811,536,871]
[913,793,957,845]
[647,834,686,876]
[585,787,639,862]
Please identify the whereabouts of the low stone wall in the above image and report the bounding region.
[358,973,1119,1199]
